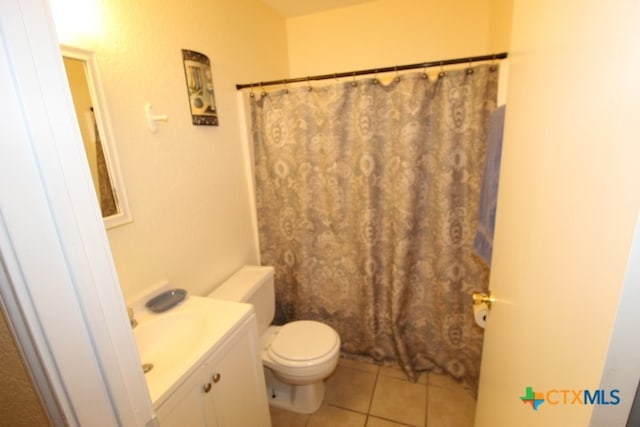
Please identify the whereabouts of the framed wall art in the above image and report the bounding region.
[181,49,218,126]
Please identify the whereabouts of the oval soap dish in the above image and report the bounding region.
[145,289,187,313]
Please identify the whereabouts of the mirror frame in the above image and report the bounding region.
[61,45,132,229]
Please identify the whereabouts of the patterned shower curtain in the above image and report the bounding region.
[250,64,498,391]
[93,115,117,217]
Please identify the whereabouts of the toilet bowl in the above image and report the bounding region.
[263,321,340,384]
[208,266,340,414]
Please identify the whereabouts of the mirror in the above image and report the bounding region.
[61,46,132,229]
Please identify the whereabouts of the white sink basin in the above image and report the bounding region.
[134,309,207,372]
[131,295,253,406]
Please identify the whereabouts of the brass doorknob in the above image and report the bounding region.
[472,291,494,308]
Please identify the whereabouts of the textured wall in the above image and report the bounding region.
[55,0,290,300]
[286,0,497,77]
[488,0,514,52]
[50,0,513,301]
[0,307,49,427]
[101,0,289,300]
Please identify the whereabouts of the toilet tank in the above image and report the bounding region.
[208,265,275,335]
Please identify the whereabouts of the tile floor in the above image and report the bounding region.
[269,357,476,427]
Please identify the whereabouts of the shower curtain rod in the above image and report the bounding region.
[236,52,507,90]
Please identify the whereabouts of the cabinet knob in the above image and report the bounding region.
[212,373,221,383]
[203,383,212,393]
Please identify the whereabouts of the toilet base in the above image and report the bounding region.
[264,367,325,414]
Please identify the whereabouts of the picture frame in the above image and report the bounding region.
[181,49,218,126]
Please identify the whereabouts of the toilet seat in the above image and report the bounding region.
[267,321,339,367]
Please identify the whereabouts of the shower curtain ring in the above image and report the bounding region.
[307,76,312,91]
[373,69,379,85]
[438,61,446,79]
[259,82,267,97]
[283,79,289,94]
[351,72,357,87]
[249,83,255,98]
[466,58,474,75]
[394,66,401,83]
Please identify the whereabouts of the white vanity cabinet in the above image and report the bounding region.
[154,313,271,427]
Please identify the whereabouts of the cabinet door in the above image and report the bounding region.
[208,317,271,427]
[155,363,217,427]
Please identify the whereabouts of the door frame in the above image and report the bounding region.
[0,1,154,425]
[589,213,640,426]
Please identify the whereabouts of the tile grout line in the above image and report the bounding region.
[424,373,430,427]
[270,360,475,427]
[369,413,419,427]
[365,364,381,425]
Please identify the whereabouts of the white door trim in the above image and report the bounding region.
[0,0,154,425]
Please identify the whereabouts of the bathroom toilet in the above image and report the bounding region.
[208,265,340,414]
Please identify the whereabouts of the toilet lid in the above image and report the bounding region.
[269,320,338,362]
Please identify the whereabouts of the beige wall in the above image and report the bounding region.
[51,0,514,301]
[63,57,100,201]
[488,0,513,52]
[54,0,289,300]
[0,307,49,426]
[286,0,511,77]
